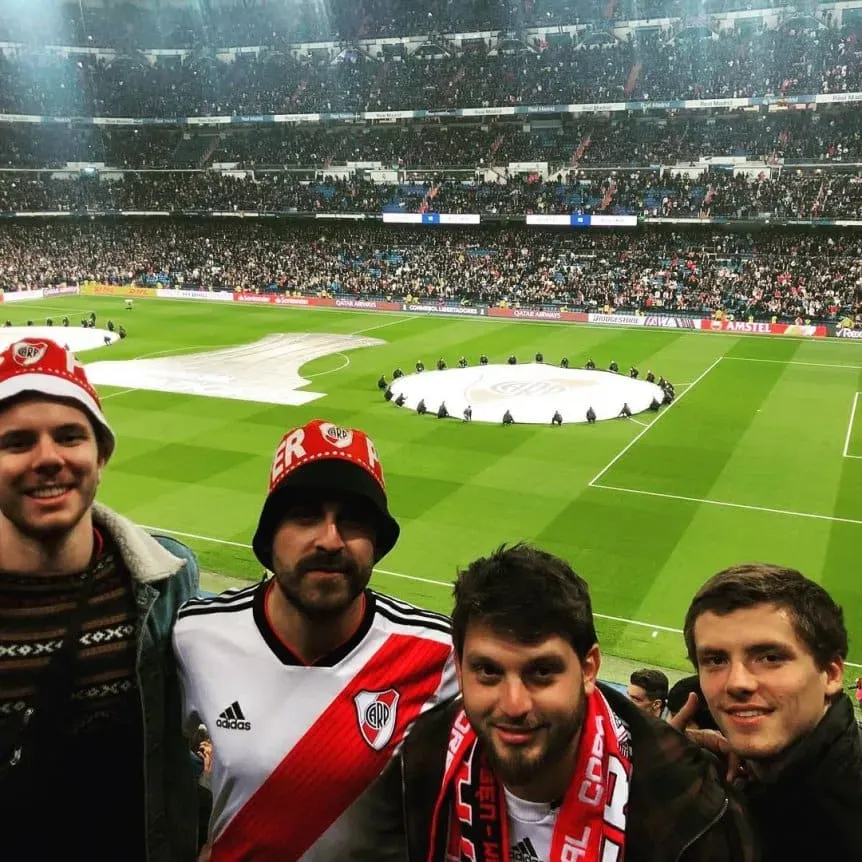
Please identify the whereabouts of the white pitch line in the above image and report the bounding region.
[629,418,651,428]
[101,388,138,400]
[306,353,351,378]
[843,393,860,458]
[137,525,700,640]
[141,521,862,667]
[592,483,862,527]
[728,357,862,372]
[587,356,724,488]
[350,316,413,335]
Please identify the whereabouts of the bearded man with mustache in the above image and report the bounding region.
[173,419,457,862]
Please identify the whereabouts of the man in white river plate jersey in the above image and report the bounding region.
[173,418,457,861]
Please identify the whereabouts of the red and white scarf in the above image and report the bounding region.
[429,689,631,862]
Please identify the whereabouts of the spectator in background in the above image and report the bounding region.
[627,668,669,718]
[667,675,720,732]
[681,563,862,861]
[0,338,200,861]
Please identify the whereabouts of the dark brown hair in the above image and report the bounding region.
[452,543,598,661]
[630,668,669,706]
[683,563,848,670]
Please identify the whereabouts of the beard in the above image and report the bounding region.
[273,548,373,622]
[469,682,588,790]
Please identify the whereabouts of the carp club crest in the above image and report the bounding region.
[354,688,400,751]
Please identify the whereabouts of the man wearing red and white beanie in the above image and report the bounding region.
[173,418,457,862]
[0,338,200,862]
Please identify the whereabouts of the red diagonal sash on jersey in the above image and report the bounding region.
[212,633,450,861]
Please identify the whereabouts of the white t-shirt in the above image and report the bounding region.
[505,787,557,862]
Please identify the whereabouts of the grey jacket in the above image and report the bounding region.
[94,502,201,862]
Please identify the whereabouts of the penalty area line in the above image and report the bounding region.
[587,356,723,488]
[842,393,861,459]
[138,524,695,641]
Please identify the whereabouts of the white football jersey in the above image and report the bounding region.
[173,580,457,862]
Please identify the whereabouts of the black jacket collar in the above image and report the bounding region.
[739,694,862,861]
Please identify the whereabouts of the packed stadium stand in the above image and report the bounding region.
[0,0,860,328]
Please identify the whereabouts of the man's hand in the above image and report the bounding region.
[198,740,213,776]
[668,692,742,783]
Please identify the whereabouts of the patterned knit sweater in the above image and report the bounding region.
[0,528,146,859]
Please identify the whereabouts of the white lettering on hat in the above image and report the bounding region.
[12,342,48,367]
[271,428,307,487]
[319,422,354,449]
[366,437,380,475]
[64,349,84,375]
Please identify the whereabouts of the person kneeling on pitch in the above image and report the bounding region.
[394,393,406,407]
[619,403,632,418]
[347,544,757,862]
[586,405,597,424]
[378,374,387,390]
[479,354,489,366]
[437,358,446,371]
[417,399,427,415]
[437,402,449,419]
[507,354,517,366]
[560,357,569,369]
[463,405,472,422]
[551,410,563,426]
[502,409,514,425]
[384,387,393,402]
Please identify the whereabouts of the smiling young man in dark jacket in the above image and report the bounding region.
[682,563,862,861]
[349,545,758,862]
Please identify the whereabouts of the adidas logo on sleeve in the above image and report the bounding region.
[217,701,251,731]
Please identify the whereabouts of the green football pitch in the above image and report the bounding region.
[10,295,862,677]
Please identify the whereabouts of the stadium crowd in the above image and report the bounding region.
[0,0,826,48]
[0,25,860,118]
[1,221,859,323]
[1,169,861,220]
[2,111,861,170]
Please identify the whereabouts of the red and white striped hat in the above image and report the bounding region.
[252,419,399,570]
[0,338,115,460]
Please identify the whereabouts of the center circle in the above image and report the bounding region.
[388,363,666,425]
